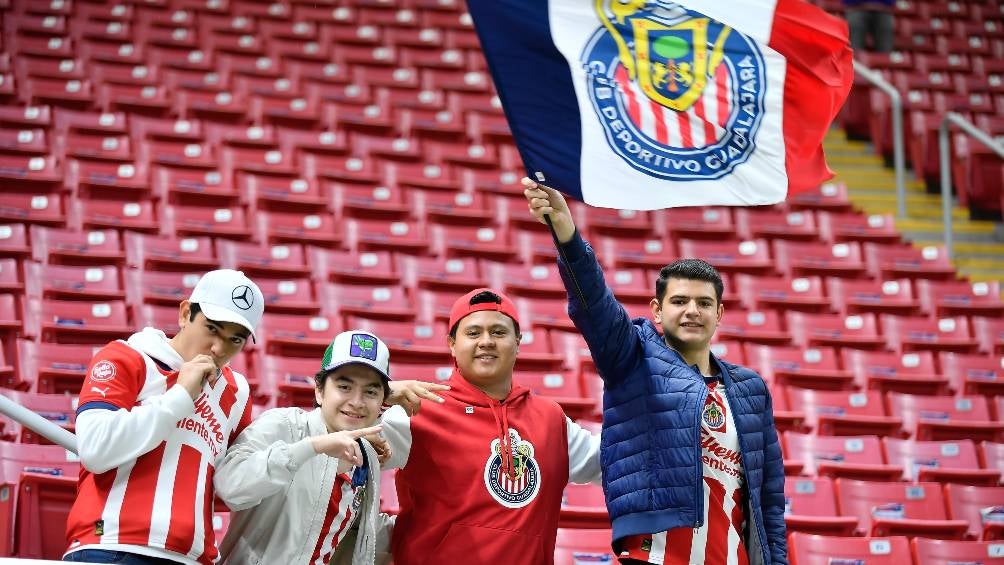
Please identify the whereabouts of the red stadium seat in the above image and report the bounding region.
[826,277,920,316]
[788,533,912,565]
[662,207,735,240]
[773,240,867,279]
[258,354,321,409]
[783,476,859,536]
[911,538,1004,565]
[345,218,428,256]
[816,211,901,244]
[13,472,77,559]
[15,340,99,395]
[0,258,21,295]
[974,316,1004,355]
[513,370,592,418]
[887,392,1004,442]
[863,243,956,280]
[29,226,123,266]
[488,262,567,300]
[0,192,65,228]
[124,232,218,272]
[23,263,125,303]
[401,256,486,293]
[215,240,310,278]
[716,308,791,346]
[559,483,609,529]
[915,280,1004,318]
[24,297,131,344]
[746,344,852,390]
[734,274,829,314]
[941,352,1004,396]
[787,312,886,351]
[554,528,615,565]
[787,387,903,437]
[677,238,773,276]
[260,313,341,358]
[836,478,969,539]
[162,203,252,241]
[594,234,676,271]
[429,224,516,263]
[734,207,819,241]
[944,484,1004,541]
[787,182,854,214]
[881,314,979,355]
[842,349,948,395]
[0,390,74,445]
[325,283,414,321]
[0,223,30,258]
[883,437,999,485]
[333,182,411,221]
[784,432,901,481]
[255,277,320,316]
[309,248,398,286]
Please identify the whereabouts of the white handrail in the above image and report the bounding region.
[938,112,1004,259]
[853,60,907,218]
[0,394,77,453]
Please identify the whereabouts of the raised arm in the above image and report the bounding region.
[523,178,643,387]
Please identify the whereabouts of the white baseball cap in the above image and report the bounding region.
[188,269,264,341]
[321,330,391,382]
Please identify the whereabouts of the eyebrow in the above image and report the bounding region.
[669,294,716,301]
[207,320,249,339]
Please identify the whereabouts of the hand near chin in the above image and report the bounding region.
[310,425,383,466]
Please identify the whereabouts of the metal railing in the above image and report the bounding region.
[938,112,1004,259]
[853,61,907,218]
[0,394,77,453]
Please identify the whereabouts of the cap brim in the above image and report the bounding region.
[322,360,391,382]
[199,302,258,342]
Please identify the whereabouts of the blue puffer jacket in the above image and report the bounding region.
[558,232,788,565]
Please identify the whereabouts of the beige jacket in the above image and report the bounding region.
[214,407,392,565]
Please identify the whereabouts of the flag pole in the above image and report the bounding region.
[541,209,589,313]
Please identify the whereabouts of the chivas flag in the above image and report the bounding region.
[467,0,853,209]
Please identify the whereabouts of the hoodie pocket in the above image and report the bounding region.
[429,522,546,563]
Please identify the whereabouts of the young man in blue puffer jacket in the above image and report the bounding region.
[524,179,788,565]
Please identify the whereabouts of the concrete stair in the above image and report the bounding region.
[824,130,1004,286]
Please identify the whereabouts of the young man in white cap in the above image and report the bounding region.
[213,330,447,565]
[64,269,265,565]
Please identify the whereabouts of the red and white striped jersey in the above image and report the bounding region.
[620,382,749,565]
[65,328,252,565]
[308,473,358,565]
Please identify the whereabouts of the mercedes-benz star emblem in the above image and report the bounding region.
[231,285,254,310]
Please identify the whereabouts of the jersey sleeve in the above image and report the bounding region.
[76,342,146,412]
[379,405,413,470]
[566,417,602,485]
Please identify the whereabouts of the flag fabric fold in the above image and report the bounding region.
[467,0,854,210]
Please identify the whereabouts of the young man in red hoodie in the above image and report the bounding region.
[381,288,602,564]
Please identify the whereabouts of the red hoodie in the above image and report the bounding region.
[381,369,599,564]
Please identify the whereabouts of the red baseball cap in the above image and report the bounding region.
[448,288,520,333]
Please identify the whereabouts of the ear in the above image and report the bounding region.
[314,382,325,407]
[716,302,724,324]
[650,297,662,324]
[447,335,456,357]
[177,300,192,331]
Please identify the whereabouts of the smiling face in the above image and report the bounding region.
[448,310,520,392]
[171,301,249,368]
[314,364,386,433]
[651,278,724,355]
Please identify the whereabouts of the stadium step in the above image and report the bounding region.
[825,130,1004,286]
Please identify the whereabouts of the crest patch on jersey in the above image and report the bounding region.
[90,360,117,383]
[483,428,541,509]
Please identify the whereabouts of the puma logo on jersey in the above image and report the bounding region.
[90,386,110,398]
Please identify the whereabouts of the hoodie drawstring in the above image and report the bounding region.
[488,400,515,480]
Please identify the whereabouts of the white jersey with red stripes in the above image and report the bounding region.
[214,406,391,565]
[65,328,252,565]
[620,381,749,565]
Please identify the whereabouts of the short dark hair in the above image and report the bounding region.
[655,259,724,304]
[448,290,521,338]
[188,302,202,322]
[313,368,391,408]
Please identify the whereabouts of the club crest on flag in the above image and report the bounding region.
[583,0,766,181]
[483,428,541,509]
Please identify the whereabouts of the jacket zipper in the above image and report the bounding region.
[720,368,767,564]
[692,366,704,529]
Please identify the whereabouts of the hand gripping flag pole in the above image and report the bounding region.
[535,171,589,312]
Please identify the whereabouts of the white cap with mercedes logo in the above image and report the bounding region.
[188,269,264,341]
